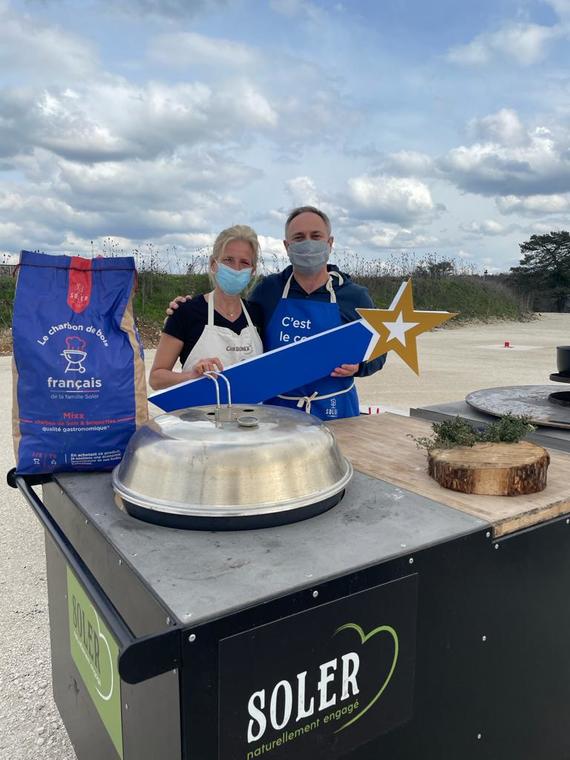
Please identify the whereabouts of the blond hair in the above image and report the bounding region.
[209,225,260,274]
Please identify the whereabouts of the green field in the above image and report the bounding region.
[131,271,528,324]
[0,270,530,348]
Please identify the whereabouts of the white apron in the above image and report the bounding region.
[181,291,263,372]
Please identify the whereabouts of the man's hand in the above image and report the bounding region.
[330,363,359,378]
[166,295,192,316]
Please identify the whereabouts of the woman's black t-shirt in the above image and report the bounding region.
[162,294,264,367]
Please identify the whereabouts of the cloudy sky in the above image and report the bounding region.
[1,0,570,272]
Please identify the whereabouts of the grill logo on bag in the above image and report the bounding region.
[45,334,103,393]
[62,336,88,373]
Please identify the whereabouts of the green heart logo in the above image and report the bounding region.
[90,604,114,702]
[333,623,399,732]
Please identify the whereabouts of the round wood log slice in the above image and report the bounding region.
[428,442,550,496]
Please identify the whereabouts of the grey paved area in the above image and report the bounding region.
[1,312,569,759]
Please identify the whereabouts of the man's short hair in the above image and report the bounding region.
[285,206,332,237]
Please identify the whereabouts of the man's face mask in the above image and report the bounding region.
[287,239,330,274]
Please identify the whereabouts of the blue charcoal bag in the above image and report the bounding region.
[12,251,148,474]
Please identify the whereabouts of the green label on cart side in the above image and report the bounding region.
[67,566,123,759]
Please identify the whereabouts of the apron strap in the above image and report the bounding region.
[207,290,215,326]
[282,271,342,303]
[325,276,337,304]
[277,380,355,414]
[282,274,294,299]
[241,299,254,329]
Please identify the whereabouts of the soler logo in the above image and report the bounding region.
[71,594,115,701]
[219,576,417,760]
[246,623,399,747]
[67,567,123,759]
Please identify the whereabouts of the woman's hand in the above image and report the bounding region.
[330,363,359,378]
[189,357,224,378]
[166,295,192,317]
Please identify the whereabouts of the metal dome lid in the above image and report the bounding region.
[112,402,353,529]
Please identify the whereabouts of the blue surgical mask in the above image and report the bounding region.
[287,240,330,274]
[214,262,253,295]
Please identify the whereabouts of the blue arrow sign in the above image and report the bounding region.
[149,318,377,412]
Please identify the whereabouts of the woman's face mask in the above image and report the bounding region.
[214,262,253,295]
[286,239,331,275]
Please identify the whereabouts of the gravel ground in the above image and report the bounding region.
[0,356,76,759]
[1,313,568,759]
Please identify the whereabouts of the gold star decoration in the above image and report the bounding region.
[357,279,457,375]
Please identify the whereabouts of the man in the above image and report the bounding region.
[167,205,385,419]
[248,206,385,419]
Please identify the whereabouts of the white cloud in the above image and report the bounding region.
[267,208,287,225]
[447,38,489,66]
[150,32,258,68]
[0,3,355,172]
[346,175,438,224]
[100,78,278,155]
[460,219,511,236]
[447,22,562,67]
[343,222,438,251]
[285,176,321,208]
[0,220,25,241]
[0,78,278,165]
[0,142,258,250]
[2,0,568,270]
[276,88,355,144]
[0,3,98,82]
[0,2,357,259]
[258,234,286,253]
[154,230,216,247]
[0,191,103,233]
[280,177,343,232]
[496,193,570,215]
[544,0,570,21]
[0,185,239,251]
[235,82,279,128]
[381,150,435,177]
[468,109,527,146]
[439,111,570,196]
[528,220,565,233]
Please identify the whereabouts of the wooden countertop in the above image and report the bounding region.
[330,414,570,538]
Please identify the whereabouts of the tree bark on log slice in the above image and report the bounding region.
[428,442,550,496]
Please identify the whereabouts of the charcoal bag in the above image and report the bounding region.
[12,251,148,474]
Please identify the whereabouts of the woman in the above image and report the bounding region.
[149,225,264,390]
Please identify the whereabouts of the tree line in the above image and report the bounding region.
[408,230,570,313]
[509,230,570,312]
